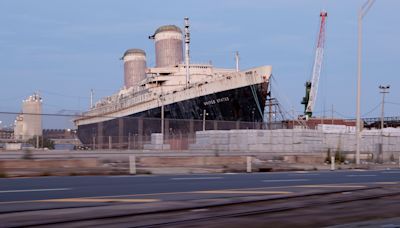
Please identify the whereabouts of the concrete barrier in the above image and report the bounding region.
[137,156,246,167]
[0,159,101,177]
[4,143,22,151]
[0,159,98,169]
[187,128,400,158]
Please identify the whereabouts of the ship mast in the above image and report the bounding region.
[235,51,240,72]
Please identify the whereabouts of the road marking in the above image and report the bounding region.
[0,187,284,205]
[381,171,400,174]
[107,175,158,178]
[191,208,209,212]
[195,190,291,194]
[375,182,398,185]
[40,198,159,203]
[288,174,320,176]
[262,179,309,183]
[0,181,390,205]
[171,177,224,180]
[346,174,377,177]
[0,188,71,194]
[107,175,135,178]
[296,185,366,188]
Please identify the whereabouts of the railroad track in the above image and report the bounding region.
[3,186,400,227]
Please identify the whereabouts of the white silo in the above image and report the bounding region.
[13,115,24,140]
[122,49,147,88]
[150,25,183,68]
[21,93,42,140]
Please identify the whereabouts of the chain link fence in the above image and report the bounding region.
[77,117,288,150]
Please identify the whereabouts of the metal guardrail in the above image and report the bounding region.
[360,116,400,128]
[344,116,400,128]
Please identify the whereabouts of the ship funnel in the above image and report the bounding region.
[122,48,147,88]
[150,25,183,67]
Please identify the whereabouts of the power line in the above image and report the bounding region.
[361,102,381,117]
[0,111,80,118]
[41,90,89,99]
[333,110,352,119]
[386,101,400,106]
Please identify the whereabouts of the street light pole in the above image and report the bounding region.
[356,0,375,165]
[379,85,390,129]
[379,85,389,163]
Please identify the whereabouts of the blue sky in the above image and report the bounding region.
[0,0,399,128]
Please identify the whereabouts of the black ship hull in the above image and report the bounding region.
[77,82,268,148]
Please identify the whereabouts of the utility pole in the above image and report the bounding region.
[268,83,273,129]
[90,89,94,109]
[268,98,273,129]
[202,109,208,131]
[356,0,375,165]
[161,100,164,136]
[252,109,255,129]
[292,107,295,129]
[184,17,190,88]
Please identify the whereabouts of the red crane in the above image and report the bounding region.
[301,11,328,118]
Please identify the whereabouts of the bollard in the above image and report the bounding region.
[108,136,112,149]
[246,156,252,173]
[330,156,335,171]
[129,155,136,175]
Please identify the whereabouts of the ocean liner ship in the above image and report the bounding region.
[74,18,272,147]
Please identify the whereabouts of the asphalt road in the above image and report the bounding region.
[0,169,399,204]
[0,169,399,227]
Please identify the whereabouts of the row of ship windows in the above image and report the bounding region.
[183,66,209,69]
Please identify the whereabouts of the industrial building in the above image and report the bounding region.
[14,93,43,140]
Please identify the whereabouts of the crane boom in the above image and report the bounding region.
[302,11,327,118]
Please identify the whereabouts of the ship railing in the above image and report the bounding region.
[82,92,159,118]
